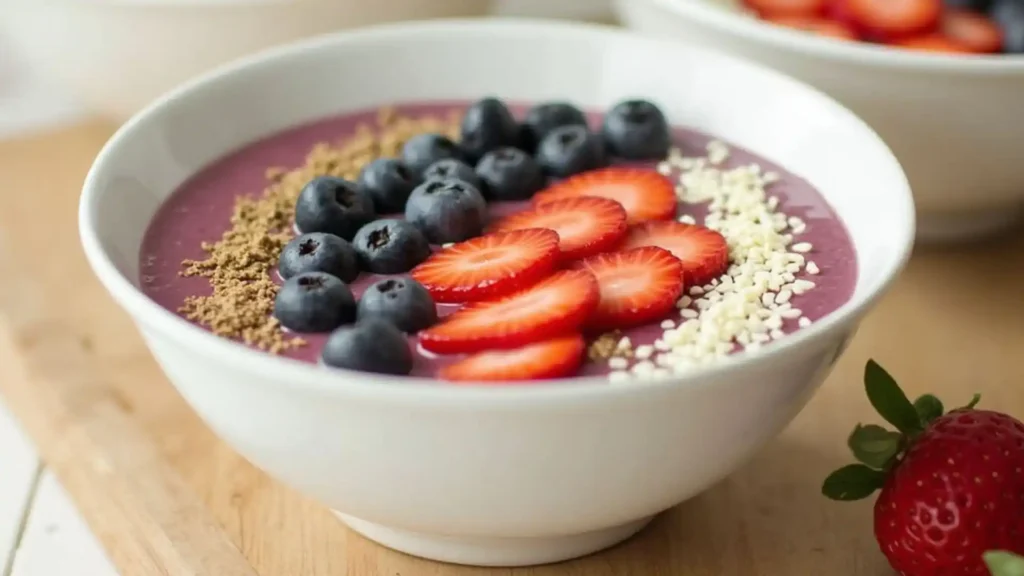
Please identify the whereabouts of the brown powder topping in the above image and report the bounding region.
[178,107,462,353]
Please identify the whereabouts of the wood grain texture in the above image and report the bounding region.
[0,121,1021,576]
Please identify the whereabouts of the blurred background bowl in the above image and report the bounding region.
[616,0,1024,244]
[0,0,489,122]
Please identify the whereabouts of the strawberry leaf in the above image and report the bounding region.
[914,394,944,425]
[864,360,923,436]
[984,551,1024,576]
[847,424,902,469]
[822,464,886,501]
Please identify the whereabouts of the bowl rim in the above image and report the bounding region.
[78,17,915,403]
[648,0,1024,75]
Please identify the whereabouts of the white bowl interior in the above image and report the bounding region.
[81,19,914,388]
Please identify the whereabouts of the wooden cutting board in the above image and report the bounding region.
[0,120,1022,576]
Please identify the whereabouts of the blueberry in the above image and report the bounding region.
[273,272,356,333]
[422,158,483,192]
[357,277,437,333]
[535,125,607,178]
[321,319,413,375]
[356,158,416,214]
[602,99,671,160]
[278,232,359,282]
[294,176,375,240]
[992,0,1024,53]
[401,133,462,178]
[404,178,487,244]
[460,97,520,164]
[475,147,545,201]
[351,219,432,274]
[519,102,588,153]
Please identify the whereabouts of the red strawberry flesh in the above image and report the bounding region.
[574,246,684,331]
[419,269,599,355]
[439,335,586,382]
[532,167,677,225]
[890,33,974,52]
[766,14,860,40]
[622,221,730,287]
[744,0,827,17]
[845,0,942,38]
[488,196,628,261]
[411,228,559,303]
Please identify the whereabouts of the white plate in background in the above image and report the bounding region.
[0,34,82,139]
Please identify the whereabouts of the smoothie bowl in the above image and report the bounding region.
[79,19,914,567]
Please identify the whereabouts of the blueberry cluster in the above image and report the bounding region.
[293,97,670,248]
[277,96,673,375]
[273,266,436,376]
[274,228,438,375]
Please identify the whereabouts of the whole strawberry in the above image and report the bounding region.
[823,360,1024,576]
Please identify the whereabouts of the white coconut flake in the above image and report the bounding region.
[606,141,826,380]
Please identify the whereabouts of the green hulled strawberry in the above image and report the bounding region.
[823,360,1024,576]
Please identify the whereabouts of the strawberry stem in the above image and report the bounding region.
[823,359,985,503]
[963,393,982,410]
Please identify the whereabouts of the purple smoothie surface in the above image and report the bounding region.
[139,102,857,379]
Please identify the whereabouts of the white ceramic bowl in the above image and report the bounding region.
[79,19,914,568]
[617,0,1024,243]
[0,0,488,122]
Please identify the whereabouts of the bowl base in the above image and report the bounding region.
[334,512,654,567]
[917,205,1023,244]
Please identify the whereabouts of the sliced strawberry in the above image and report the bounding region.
[846,0,941,38]
[532,167,677,225]
[411,228,559,304]
[419,269,599,354]
[622,221,730,287]
[941,10,1003,53]
[826,0,864,33]
[488,196,628,261]
[439,335,586,382]
[574,246,683,331]
[765,14,859,40]
[745,0,826,17]
[890,33,974,53]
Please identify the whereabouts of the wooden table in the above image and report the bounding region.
[0,121,1021,576]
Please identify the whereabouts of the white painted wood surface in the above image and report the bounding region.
[0,402,39,575]
[9,472,119,576]
[1,33,115,576]
[0,403,119,576]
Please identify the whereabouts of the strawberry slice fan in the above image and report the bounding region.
[743,0,1010,55]
[822,360,1024,576]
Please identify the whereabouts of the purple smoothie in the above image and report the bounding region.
[139,102,857,379]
